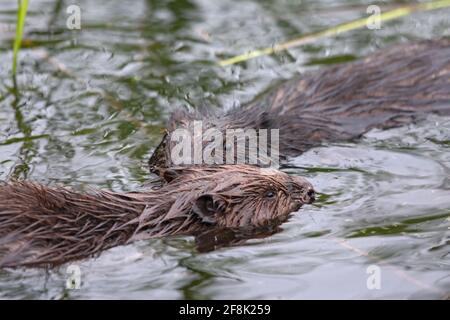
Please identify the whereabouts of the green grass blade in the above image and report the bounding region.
[219,0,450,66]
[12,0,29,76]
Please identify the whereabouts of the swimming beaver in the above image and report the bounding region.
[0,165,314,268]
[149,39,450,171]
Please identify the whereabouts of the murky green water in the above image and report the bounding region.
[0,0,449,299]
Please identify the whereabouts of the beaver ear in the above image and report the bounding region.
[192,194,226,224]
[161,169,181,183]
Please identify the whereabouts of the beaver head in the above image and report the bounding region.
[144,165,315,231]
[147,109,281,173]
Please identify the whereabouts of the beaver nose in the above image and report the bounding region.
[305,187,315,204]
[289,176,315,204]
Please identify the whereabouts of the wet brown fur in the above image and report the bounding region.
[3,40,448,268]
[0,165,314,268]
[149,39,450,169]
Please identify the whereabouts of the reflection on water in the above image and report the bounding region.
[194,224,284,253]
[0,0,449,299]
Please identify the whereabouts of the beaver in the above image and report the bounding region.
[0,165,314,268]
[149,39,450,171]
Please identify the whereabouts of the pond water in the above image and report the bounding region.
[0,0,449,299]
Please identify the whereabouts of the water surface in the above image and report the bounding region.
[0,0,449,299]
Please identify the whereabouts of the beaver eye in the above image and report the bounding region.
[265,190,276,199]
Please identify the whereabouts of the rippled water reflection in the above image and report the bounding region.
[0,0,449,299]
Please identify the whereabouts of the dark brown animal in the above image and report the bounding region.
[149,39,450,170]
[0,165,314,268]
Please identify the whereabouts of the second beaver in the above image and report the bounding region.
[149,39,450,170]
[0,165,314,268]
